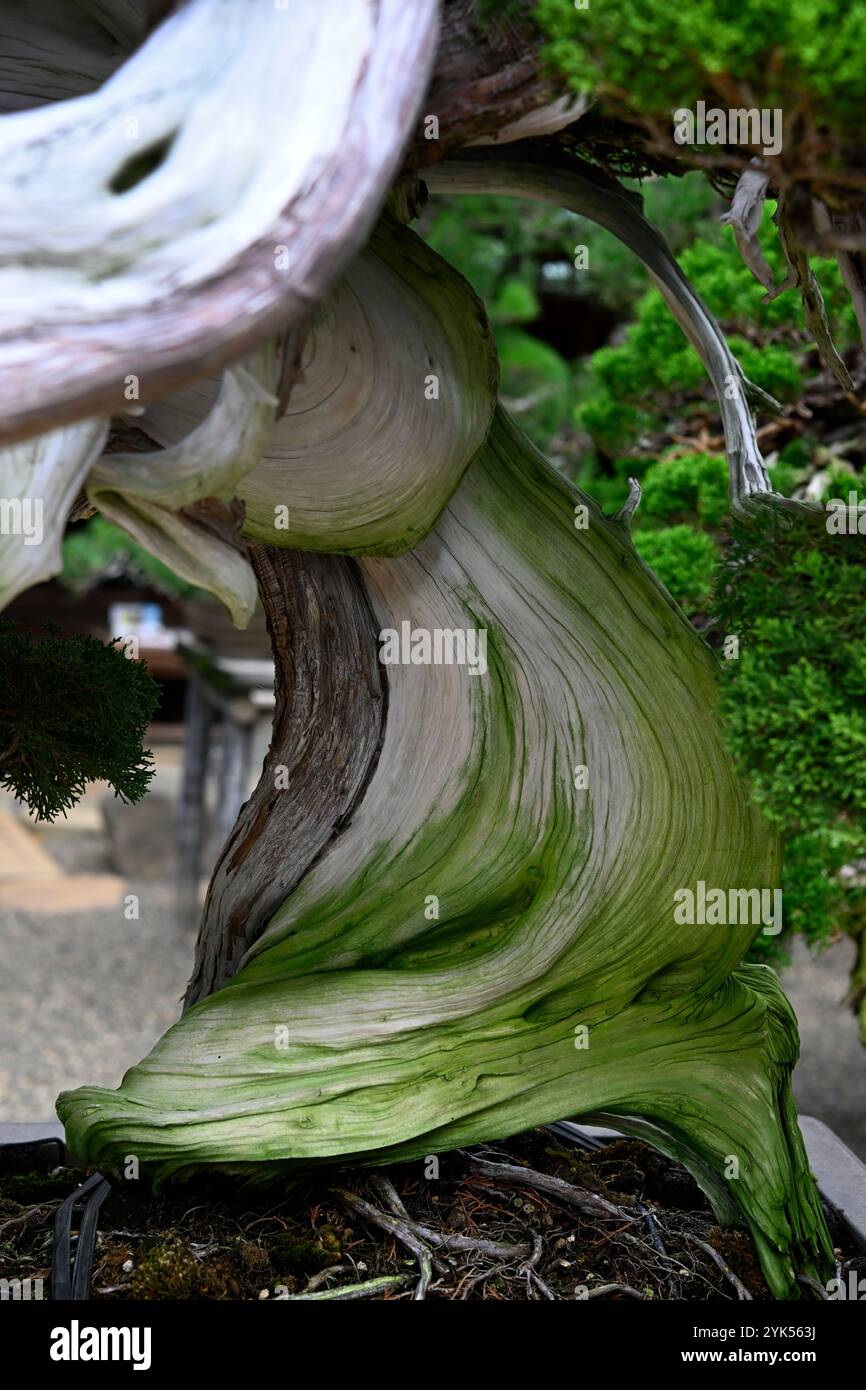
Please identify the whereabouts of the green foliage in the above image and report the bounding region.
[730,338,804,401]
[423,194,576,309]
[624,460,866,974]
[0,621,159,822]
[424,182,857,471]
[430,153,865,992]
[567,174,725,312]
[490,277,540,322]
[633,524,719,610]
[566,454,641,515]
[535,0,866,135]
[423,179,727,450]
[641,452,729,528]
[496,326,573,446]
[576,208,855,459]
[599,452,731,612]
[62,514,204,600]
[585,450,730,610]
[711,510,866,962]
[423,194,580,448]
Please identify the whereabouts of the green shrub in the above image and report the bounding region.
[711,512,866,984]
[633,524,719,610]
[534,0,866,136]
[640,452,729,528]
[0,622,158,822]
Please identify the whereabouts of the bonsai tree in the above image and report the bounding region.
[3,0,864,1298]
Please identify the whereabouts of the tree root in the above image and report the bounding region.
[280,1273,412,1301]
[333,1181,534,1300]
[332,1187,446,1301]
[466,1153,627,1221]
[583,1282,646,1300]
[686,1236,753,1301]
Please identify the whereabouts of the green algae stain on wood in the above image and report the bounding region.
[58,407,830,1297]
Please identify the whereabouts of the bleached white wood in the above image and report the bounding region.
[0,0,439,443]
[0,419,107,607]
[139,223,498,555]
[87,351,278,625]
[469,92,588,146]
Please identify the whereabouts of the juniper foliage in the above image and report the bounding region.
[711,513,866,983]
[0,621,158,822]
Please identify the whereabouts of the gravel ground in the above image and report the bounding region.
[2,874,865,1160]
[0,880,195,1121]
[34,829,112,875]
[784,935,866,1159]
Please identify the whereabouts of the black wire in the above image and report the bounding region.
[545,1120,608,1152]
[52,1172,112,1301]
[71,1179,112,1299]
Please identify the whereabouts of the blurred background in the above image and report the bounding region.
[2,178,865,1157]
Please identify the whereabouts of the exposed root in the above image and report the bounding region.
[686,1235,753,1301]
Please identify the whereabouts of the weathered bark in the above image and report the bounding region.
[406,0,582,166]
[0,0,439,445]
[772,194,856,394]
[0,0,842,1300]
[59,403,833,1297]
[720,162,775,293]
[184,545,385,1007]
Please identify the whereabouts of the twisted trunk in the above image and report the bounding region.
[0,0,850,1300]
[184,546,386,1007]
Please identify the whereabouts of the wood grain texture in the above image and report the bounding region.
[59,409,832,1298]
[0,0,439,445]
[183,544,386,1007]
[0,0,135,114]
[139,219,499,557]
[406,0,564,165]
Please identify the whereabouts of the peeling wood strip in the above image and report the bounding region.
[773,194,854,393]
[720,162,775,294]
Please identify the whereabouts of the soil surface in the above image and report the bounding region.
[1,1129,861,1301]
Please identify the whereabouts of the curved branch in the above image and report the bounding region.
[425,147,775,513]
[140,217,499,556]
[0,0,439,444]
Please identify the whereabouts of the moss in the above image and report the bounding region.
[3,1137,859,1301]
[131,1236,241,1300]
[236,1239,270,1275]
[0,1169,73,1205]
[59,410,831,1297]
[266,1226,342,1276]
